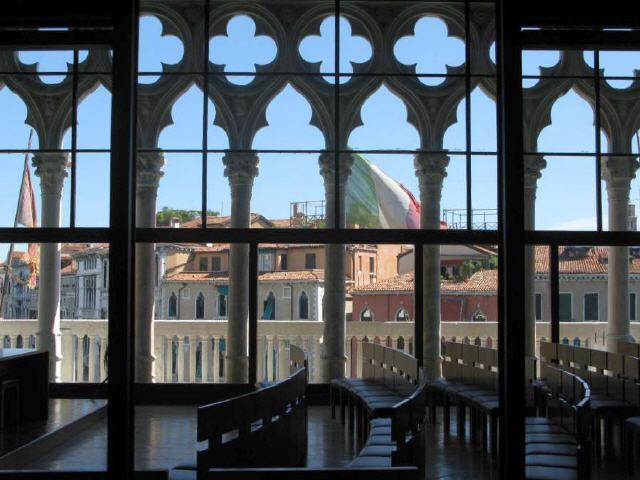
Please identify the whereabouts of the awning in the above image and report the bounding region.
[216,285,229,296]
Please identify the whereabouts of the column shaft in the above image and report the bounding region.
[524,155,546,357]
[319,153,352,382]
[224,152,258,383]
[33,153,69,382]
[415,153,448,380]
[135,151,165,382]
[606,160,637,351]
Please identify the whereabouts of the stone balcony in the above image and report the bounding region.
[1,319,639,384]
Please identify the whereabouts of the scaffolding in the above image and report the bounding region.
[442,208,498,230]
[289,201,325,228]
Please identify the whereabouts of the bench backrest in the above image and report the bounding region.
[539,341,640,402]
[197,367,307,476]
[390,378,428,468]
[619,340,640,357]
[538,362,591,478]
[442,341,498,390]
[289,344,308,380]
[362,342,419,393]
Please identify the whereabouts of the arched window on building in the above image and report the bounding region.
[263,292,275,320]
[360,306,373,322]
[299,291,309,319]
[218,294,227,317]
[396,307,409,322]
[168,292,177,318]
[196,292,205,319]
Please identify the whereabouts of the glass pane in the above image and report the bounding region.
[138,75,204,151]
[345,153,419,230]
[251,153,325,228]
[155,153,203,227]
[535,156,597,231]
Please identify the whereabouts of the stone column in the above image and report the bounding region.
[177,337,185,382]
[33,152,69,382]
[212,337,220,382]
[266,335,275,381]
[202,337,211,382]
[318,153,353,382]
[223,151,259,383]
[415,153,449,380]
[605,157,638,352]
[524,155,546,357]
[135,150,165,382]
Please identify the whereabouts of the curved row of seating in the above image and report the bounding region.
[527,362,591,480]
[426,341,530,459]
[540,341,640,459]
[329,343,425,474]
[330,343,421,440]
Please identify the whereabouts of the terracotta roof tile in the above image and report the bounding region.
[534,245,640,274]
[352,270,498,294]
[179,214,275,229]
[164,269,324,283]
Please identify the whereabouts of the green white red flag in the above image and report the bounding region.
[346,153,422,229]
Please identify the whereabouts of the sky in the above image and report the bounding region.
[2,14,640,259]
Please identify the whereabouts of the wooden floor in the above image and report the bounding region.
[0,399,106,468]
[3,404,632,479]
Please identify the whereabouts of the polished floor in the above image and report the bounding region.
[4,404,633,478]
[0,398,106,465]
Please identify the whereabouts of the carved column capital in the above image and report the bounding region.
[414,152,449,187]
[32,152,70,196]
[524,154,547,188]
[604,155,639,191]
[137,150,166,190]
[223,151,259,186]
[318,152,354,186]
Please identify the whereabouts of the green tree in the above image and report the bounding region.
[156,207,219,226]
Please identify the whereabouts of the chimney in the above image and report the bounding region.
[170,217,181,229]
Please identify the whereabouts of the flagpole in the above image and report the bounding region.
[0,130,34,319]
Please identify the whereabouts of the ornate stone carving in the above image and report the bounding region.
[414,152,449,187]
[524,154,547,188]
[32,153,70,196]
[318,152,354,186]
[223,151,259,184]
[137,151,166,190]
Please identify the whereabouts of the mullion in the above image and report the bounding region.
[202,0,210,229]
[134,148,500,155]
[135,70,496,79]
[334,0,341,230]
[70,48,79,228]
[594,50,603,232]
[465,0,472,230]
[0,148,500,155]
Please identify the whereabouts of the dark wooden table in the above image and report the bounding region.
[0,348,49,421]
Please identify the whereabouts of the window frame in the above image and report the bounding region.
[583,292,599,322]
[535,292,543,321]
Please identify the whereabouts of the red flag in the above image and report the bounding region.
[16,155,37,228]
[15,140,39,288]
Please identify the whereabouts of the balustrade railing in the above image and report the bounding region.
[1,320,638,383]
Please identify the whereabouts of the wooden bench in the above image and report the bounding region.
[171,365,307,480]
[528,362,591,480]
[330,343,420,444]
[346,378,426,477]
[618,340,640,357]
[539,341,640,457]
[427,341,537,459]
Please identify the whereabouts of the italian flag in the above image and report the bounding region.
[346,153,421,229]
